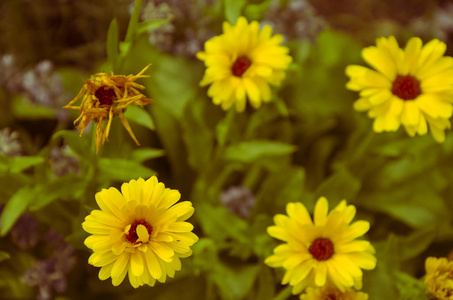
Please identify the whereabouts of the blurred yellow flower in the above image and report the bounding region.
[82,176,198,288]
[197,16,292,112]
[64,65,153,153]
[425,256,453,299]
[300,285,368,300]
[265,197,376,294]
[346,36,453,142]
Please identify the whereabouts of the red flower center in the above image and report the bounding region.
[125,219,153,244]
[309,238,335,261]
[391,75,421,100]
[232,56,252,77]
[95,86,116,106]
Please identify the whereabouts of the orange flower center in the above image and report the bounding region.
[125,219,153,244]
[95,86,116,106]
[232,56,252,77]
[309,238,334,261]
[391,75,421,100]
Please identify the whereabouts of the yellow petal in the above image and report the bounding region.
[136,224,150,244]
[314,197,329,226]
[111,252,130,280]
[130,253,144,277]
[315,263,327,286]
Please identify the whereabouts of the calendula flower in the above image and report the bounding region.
[197,16,292,112]
[82,176,198,288]
[300,285,368,300]
[346,36,453,143]
[265,197,376,294]
[425,256,453,299]
[63,65,153,153]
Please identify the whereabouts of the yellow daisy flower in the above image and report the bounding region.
[300,285,368,300]
[197,16,292,112]
[346,36,453,143]
[64,65,154,153]
[425,256,453,299]
[82,176,199,288]
[265,197,376,294]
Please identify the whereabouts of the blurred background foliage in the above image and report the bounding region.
[1,0,453,299]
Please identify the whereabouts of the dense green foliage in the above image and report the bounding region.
[0,0,452,299]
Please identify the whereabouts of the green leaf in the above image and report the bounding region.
[224,0,246,24]
[182,96,215,171]
[212,263,260,300]
[28,174,86,211]
[106,18,119,70]
[124,105,155,131]
[98,158,155,181]
[149,101,192,187]
[0,186,34,236]
[131,148,165,163]
[256,166,307,214]
[359,183,450,229]
[196,202,248,243]
[136,19,170,35]
[53,130,90,158]
[224,140,297,163]
[315,167,361,204]
[8,156,44,173]
[124,0,143,44]
[271,286,292,300]
[11,95,55,119]
[394,271,429,300]
[244,0,273,20]
[248,265,275,300]
[0,252,10,262]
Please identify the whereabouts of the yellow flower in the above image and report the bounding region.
[265,197,376,294]
[82,176,199,288]
[300,285,368,300]
[64,65,154,153]
[346,36,453,143]
[197,16,292,112]
[425,256,453,299]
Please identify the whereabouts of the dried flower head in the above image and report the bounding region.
[63,65,153,153]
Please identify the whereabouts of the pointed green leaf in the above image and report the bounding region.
[136,19,170,35]
[131,148,165,163]
[107,18,119,70]
[124,105,155,130]
[98,158,155,181]
[8,156,44,173]
[224,0,246,24]
[224,140,297,163]
[0,187,34,236]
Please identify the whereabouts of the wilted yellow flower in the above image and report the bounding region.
[346,36,453,142]
[265,197,376,294]
[64,65,153,153]
[300,285,368,300]
[425,256,453,299]
[197,16,292,112]
[82,176,199,288]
